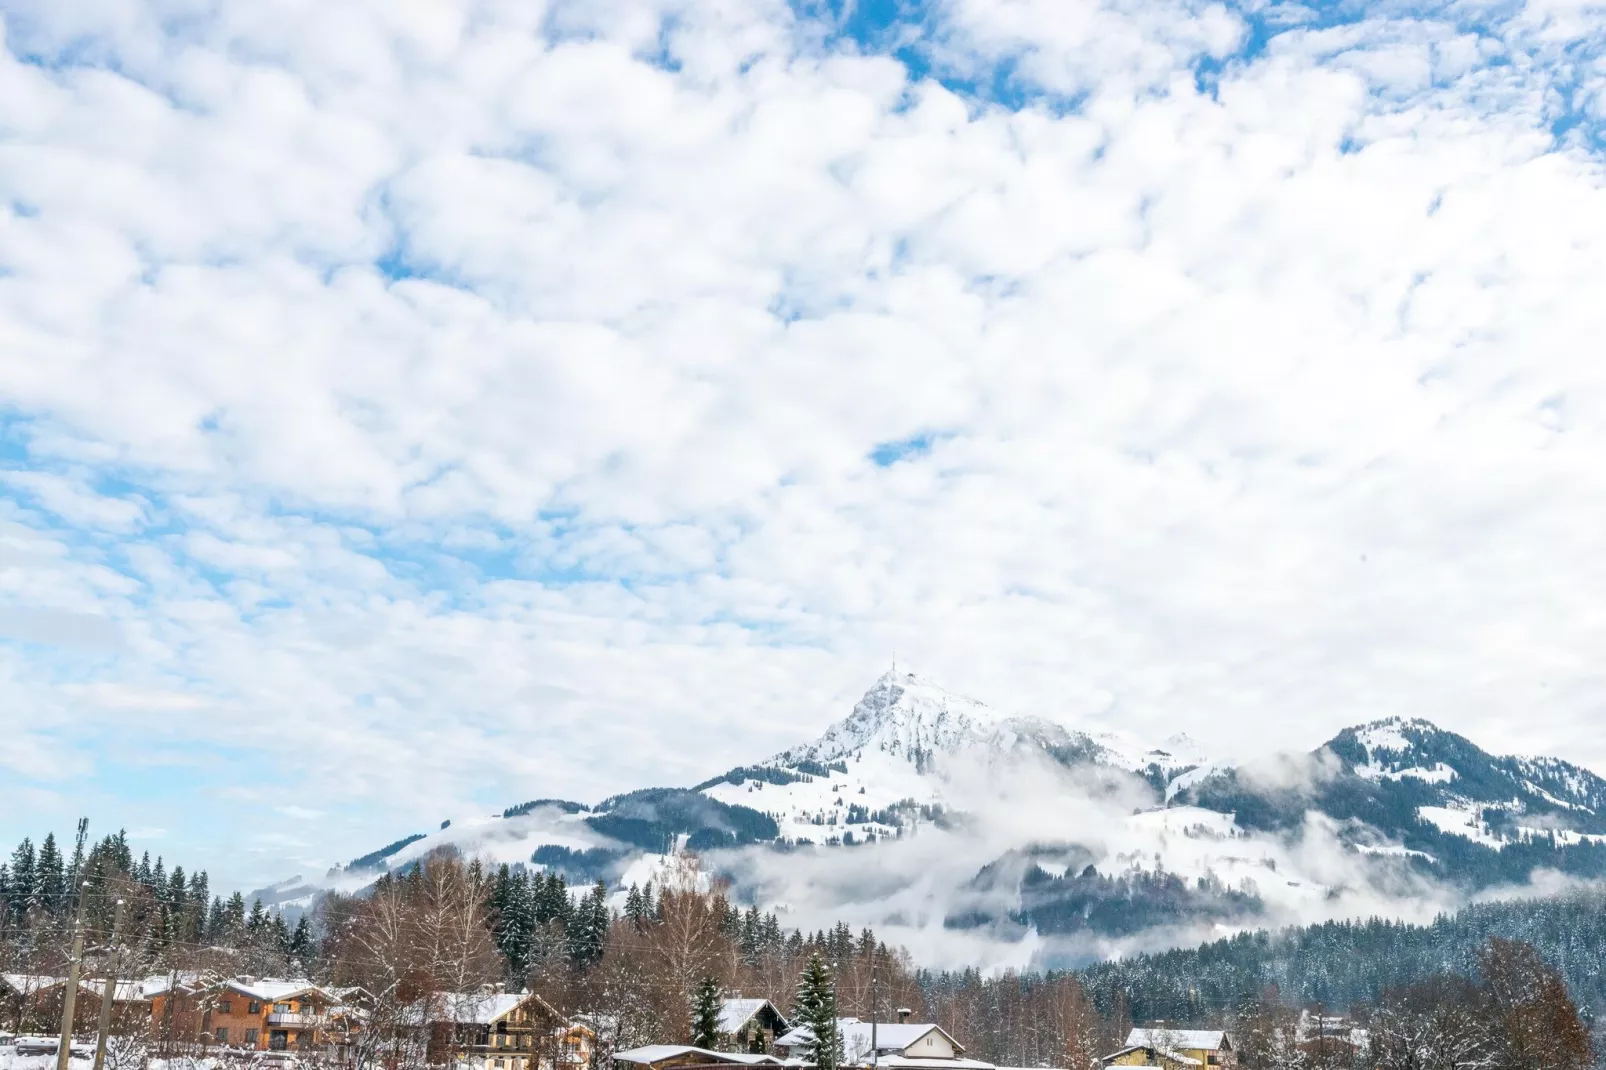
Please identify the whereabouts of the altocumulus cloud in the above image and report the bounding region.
[2,0,1606,886]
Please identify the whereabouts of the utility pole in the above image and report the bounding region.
[91,899,126,1070]
[869,944,877,1070]
[57,881,91,1070]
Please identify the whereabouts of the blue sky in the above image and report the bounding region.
[3,0,1606,891]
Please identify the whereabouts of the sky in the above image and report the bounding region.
[2,0,1606,892]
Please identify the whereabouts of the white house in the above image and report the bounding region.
[774,1019,992,1070]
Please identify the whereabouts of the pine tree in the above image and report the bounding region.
[36,834,65,915]
[794,953,841,1070]
[246,898,268,935]
[691,977,724,1049]
[111,831,132,874]
[271,910,292,954]
[566,881,609,967]
[206,896,226,943]
[625,884,647,931]
[225,891,247,943]
[288,916,313,965]
[7,839,35,921]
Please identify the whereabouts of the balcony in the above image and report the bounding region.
[268,1012,317,1027]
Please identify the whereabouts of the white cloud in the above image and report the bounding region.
[0,0,1604,902]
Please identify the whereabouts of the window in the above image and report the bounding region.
[215,1029,229,1045]
[276,1003,293,1014]
[248,1002,262,1015]
[219,1001,233,1014]
[245,1030,260,1047]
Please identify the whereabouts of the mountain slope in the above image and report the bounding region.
[259,675,1606,964]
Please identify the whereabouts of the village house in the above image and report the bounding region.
[775,1018,993,1070]
[149,977,340,1052]
[423,989,583,1070]
[717,998,791,1053]
[1,973,149,1035]
[1101,1028,1236,1070]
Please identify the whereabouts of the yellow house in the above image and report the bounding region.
[1102,1029,1235,1070]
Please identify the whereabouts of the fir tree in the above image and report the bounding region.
[794,953,841,1070]
[691,977,724,1049]
[288,915,313,964]
[271,910,291,954]
[624,883,647,931]
[36,834,65,914]
[7,839,35,921]
[246,898,268,936]
[206,895,226,943]
[224,891,247,943]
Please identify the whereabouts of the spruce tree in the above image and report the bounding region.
[225,891,247,943]
[8,839,35,921]
[288,916,313,965]
[691,977,724,1050]
[36,834,65,915]
[794,953,841,1070]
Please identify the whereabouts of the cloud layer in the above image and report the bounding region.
[3,0,1606,888]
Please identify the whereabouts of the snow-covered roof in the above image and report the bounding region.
[777,1019,962,1059]
[427,991,559,1025]
[1,974,64,993]
[1124,1030,1227,1053]
[718,998,786,1035]
[141,972,207,997]
[1,974,145,1002]
[228,979,332,1002]
[614,1044,783,1065]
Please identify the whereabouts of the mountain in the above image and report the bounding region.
[1178,716,1606,885]
[257,672,1606,965]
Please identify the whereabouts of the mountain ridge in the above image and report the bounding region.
[256,672,1606,964]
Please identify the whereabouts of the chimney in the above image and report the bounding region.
[896,1009,912,1024]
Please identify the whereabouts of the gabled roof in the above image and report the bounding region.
[220,978,336,1003]
[718,998,788,1035]
[1124,1030,1228,1053]
[427,990,563,1025]
[1,974,65,994]
[776,1019,964,1060]
[0,975,144,1002]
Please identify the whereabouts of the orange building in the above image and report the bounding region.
[151,978,340,1052]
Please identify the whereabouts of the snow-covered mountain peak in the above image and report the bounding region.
[774,670,1013,765]
[1352,717,1445,755]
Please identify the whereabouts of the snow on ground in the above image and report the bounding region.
[1355,720,1413,754]
[703,746,928,846]
[1165,762,1219,801]
[1417,804,1506,848]
[1356,761,1457,784]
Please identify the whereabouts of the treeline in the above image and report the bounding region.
[1069,887,1606,1022]
[1,824,314,974]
